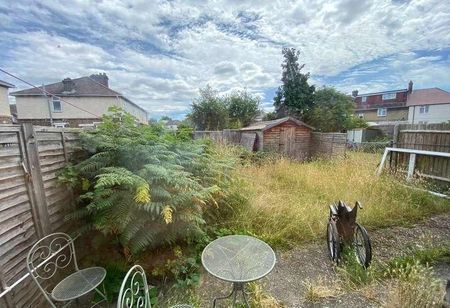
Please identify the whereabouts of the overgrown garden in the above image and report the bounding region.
[61,108,449,306]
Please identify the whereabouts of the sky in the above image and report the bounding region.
[0,0,449,119]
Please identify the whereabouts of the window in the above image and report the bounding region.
[419,105,429,114]
[358,113,364,119]
[377,108,387,117]
[52,97,62,112]
[361,96,367,103]
[52,122,67,128]
[382,93,396,100]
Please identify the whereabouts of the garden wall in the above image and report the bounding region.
[0,124,80,308]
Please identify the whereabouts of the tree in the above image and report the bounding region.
[189,86,229,130]
[160,116,172,121]
[226,90,260,128]
[306,87,367,132]
[262,111,277,121]
[273,48,315,119]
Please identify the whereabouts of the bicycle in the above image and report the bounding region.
[327,200,372,268]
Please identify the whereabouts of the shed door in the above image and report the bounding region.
[279,126,296,156]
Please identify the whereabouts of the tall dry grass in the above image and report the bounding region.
[227,152,449,248]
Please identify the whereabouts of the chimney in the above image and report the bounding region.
[90,73,109,87]
[62,78,75,93]
[352,90,358,97]
[408,80,413,93]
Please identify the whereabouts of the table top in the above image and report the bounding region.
[52,267,106,301]
[201,235,276,283]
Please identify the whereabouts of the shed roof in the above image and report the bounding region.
[241,116,314,131]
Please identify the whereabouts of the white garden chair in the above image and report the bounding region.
[118,265,192,308]
[26,232,108,307]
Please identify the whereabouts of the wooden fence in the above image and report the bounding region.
[390,123,450,181]
[0,124,80,308]
[310,132,346,158]
[193,129,346,158]
[193,129,242,145]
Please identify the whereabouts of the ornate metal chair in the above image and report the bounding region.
[117,265,151,308]
[26,232,107,307]
[118,265,192,308]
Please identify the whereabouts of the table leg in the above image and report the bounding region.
[212,283,249,308]
[212,286,234,307]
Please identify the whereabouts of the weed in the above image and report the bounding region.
[336,248,380,290]
[152,247,200,289]
[384,261,444,308]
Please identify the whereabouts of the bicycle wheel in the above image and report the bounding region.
[327,220,340,265]
[353,223,372,268]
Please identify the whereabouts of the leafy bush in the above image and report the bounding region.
[151,246,200,288]
[62,107,236,256]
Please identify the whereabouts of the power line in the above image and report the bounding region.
[0,68,101,118]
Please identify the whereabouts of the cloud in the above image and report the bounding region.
[214,62,238,76]
[0,0,449,119]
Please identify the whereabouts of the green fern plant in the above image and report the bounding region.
[63,107,236,256]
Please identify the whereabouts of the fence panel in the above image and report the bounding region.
[392,124,450,181]
[0,124,80,307]
[310,132,346,158]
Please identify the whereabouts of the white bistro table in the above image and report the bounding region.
[201,235,276,307]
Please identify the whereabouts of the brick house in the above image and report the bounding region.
[10,73,147,127]
[352,81,412,124]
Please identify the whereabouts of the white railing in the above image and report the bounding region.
[377,147,450,199]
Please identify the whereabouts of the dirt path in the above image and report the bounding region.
[196,213,450,307]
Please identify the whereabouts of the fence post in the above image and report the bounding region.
[21,123,52,236]
[407,153,417,181]
[392,124,400,148]
[330,134,335,158]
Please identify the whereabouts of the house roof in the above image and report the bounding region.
[165,120,181,125]
[241,116,315,131]
[406,88,450,106]
[356,89,407,98]
[0,80,15,88]
[10,75,147,113]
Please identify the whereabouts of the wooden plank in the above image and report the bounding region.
[22,123,51,237]
[0,266,13,308]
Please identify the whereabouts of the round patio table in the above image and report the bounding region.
[201,235,276,307]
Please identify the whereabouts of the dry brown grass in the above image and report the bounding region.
[228,152,450,248]
[247,282,284,308]
[303,278,342,303]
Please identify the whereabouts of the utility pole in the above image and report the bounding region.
[43,84,53,126]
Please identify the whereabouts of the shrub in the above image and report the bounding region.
[62,107,236,256]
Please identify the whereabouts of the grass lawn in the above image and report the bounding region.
[225,152,450,248]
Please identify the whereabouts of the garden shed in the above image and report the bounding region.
[241,116,314,160]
